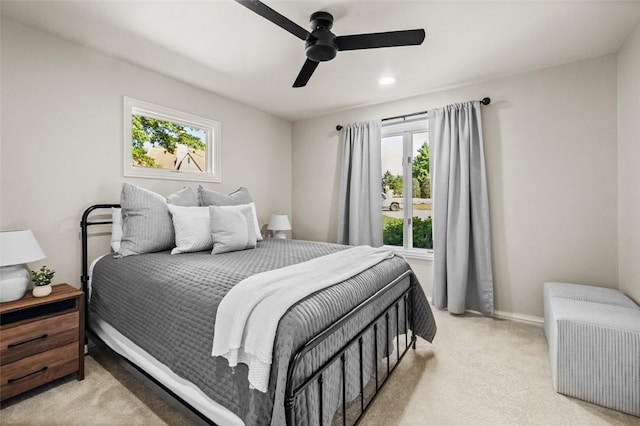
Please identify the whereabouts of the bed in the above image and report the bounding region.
[81,203,436,425]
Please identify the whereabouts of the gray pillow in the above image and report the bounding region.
[117,184,198,257]
[209,205,257,254]
[166,186,198,207]
[198,186,253,206]
[198,186,263,241]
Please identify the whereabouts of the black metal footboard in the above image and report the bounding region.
[285,270,416,425]
[80,204,418,426]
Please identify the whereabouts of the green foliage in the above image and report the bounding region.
[412,177,421,198]
[412,216,433,249]
[412,143,431,199]
[31,265,55,287]
[421,175,431,199]
[382,216,404,246]
[382,216,432,250]
[132,146,159,168]
[381,170,403,196]
[131,115,206,167]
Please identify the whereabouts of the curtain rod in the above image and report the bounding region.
[335,97,491,131]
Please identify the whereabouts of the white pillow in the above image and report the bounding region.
[247,202,263,241]
[209,205,257,254]
[111,208,123,252]
[167,205,213,254]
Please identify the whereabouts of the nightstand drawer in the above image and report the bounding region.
[0,343,79,400]
[0,311,79,366]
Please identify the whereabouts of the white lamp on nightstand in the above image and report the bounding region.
[0,230,46,303]
[267,214,291,239]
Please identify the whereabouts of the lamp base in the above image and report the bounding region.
[0,264,30,303]
[273,231,287,239]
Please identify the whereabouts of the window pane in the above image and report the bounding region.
[124,97,221,182]
[132,115,207,172]
[381,136,404,247]
[412,132,432,249]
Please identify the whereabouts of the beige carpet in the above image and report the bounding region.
[1,308,637,425]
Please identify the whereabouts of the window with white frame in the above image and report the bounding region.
[381,117,432,255]
[123,97,221,182]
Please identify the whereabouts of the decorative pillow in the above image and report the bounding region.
[118,183,175,257]
[166,186,198,207]
[167,205,213,254]
[117,183,199,257]
[198,186,263,241]
[209,205,257,254]
[198,186,253,206]
[112,186,197,256]
[111,207,123,252]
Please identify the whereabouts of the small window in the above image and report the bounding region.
[123,97,221,182]
[381,117,432,253]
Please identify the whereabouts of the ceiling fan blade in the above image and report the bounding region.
[293,59,319,88]
[235,0,310,41]
[336,29,425,51]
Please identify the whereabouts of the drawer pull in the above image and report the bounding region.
[7,334,49,348]
[7,367,48,384]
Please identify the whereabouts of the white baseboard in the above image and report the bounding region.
[493,309,544,325]
[426,296,544,325]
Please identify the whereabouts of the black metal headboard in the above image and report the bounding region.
[80,204,120,297]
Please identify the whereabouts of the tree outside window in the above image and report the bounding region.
[132,115,207,170]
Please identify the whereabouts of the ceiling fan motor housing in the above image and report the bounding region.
[305,11,337,62]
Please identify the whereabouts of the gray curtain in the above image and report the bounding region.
[429,101,494,314]
[337,120,383,247]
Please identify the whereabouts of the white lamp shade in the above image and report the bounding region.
[267,215,291,231]
[0,230,46,267]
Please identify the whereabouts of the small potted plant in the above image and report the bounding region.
[31,266,55,297]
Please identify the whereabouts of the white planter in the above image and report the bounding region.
[32,284,52,298]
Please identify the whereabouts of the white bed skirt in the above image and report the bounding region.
[89,315,245,426]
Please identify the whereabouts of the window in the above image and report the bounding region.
[381,117,432,256]
[123,97,221,182]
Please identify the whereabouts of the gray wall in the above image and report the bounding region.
[292,55,619,320]
[617,22,640,303]
[0,18,292,287]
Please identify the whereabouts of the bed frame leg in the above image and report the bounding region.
[411,278,417,350]
[285,396,295,425]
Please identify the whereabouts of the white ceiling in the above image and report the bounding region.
[2,1,640,121]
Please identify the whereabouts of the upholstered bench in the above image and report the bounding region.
[543,282,640,417]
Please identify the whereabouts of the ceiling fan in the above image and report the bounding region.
[236,0,426,88]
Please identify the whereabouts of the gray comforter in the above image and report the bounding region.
[90,239,436,425]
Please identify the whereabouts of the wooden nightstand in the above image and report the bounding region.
[0,284,84,401]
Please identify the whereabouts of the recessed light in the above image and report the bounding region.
[379,76,396,85]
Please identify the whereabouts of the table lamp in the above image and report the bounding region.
[267,214,291,239]
[0,230,46,302]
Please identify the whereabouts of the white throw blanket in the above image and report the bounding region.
[211,245,395,392]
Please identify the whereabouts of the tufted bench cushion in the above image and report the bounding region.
[543,282,640,417]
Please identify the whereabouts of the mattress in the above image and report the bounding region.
[89,238,436,425]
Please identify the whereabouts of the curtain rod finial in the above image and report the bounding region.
[480,97,491,105]
[336,125,343,131]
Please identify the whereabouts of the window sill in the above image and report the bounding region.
[385,246,434,261]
